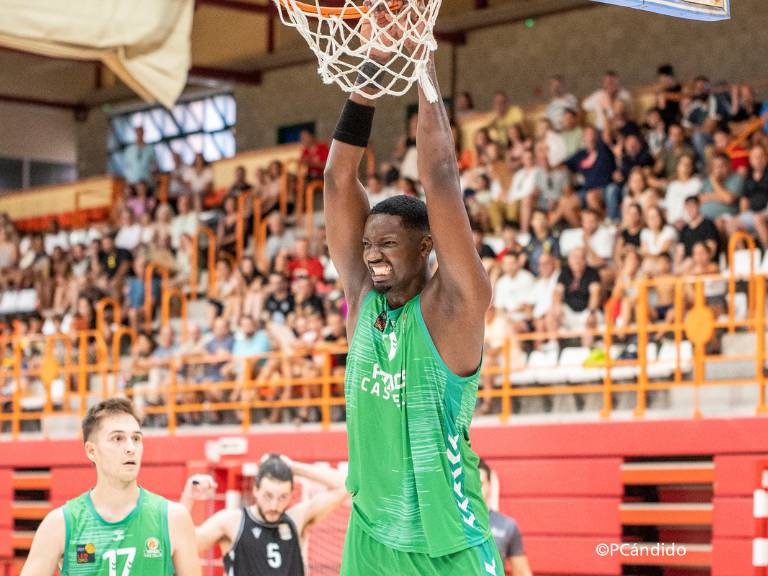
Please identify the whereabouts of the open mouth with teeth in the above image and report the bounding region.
[370,264,393,281]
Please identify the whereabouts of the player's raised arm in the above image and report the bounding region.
[285,458,349,536]
[19,508,64,576]
[179,474,234,553]
[416,56,491,307]
[324,92,376,322]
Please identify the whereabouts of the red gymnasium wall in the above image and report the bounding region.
[1,418,766,575]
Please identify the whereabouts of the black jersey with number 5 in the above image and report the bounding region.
[223,508,305,576]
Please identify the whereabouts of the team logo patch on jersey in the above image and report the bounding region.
[76,543,95,564]
[251,527,262,540]
[278,523,293,541]
[112,529,125,542]
[374,311,387,332]
[144,537,162,558]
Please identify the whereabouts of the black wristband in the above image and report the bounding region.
[333,99,376,148]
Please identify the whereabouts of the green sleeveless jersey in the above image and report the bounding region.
[345,291,490,557]
[61,488,173,576]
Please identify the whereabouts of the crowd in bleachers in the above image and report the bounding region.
[1,63,767,427]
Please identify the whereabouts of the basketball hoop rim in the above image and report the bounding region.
[278,0,369,19]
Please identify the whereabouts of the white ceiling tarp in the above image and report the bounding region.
[0,0,194,108]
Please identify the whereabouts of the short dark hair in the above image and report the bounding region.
[257,454,293,487]
[207,299,224,317]
[657,64,675,77]
[502,220,519,231]
[685,195,701,205]
[82,398,141,442]
[692,241,711,256]
[478,458,491,478]
[369,195,430,233]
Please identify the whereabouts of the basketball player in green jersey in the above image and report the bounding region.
[324,14,503,576]
[20,398,200,576]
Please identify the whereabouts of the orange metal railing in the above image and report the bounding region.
[95,298,122,335]
[191,225,217,298]
[302,180,322,241]
[2,264,768,438]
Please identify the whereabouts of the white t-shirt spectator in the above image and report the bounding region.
[170,212,199,250]
[493,270,535,318]
[182,165,214,197]
[400,147,419,182]
[508,167,542,202]
[140,223,155,245]
[664,177,703,224]
[640,225,677,256]
[582,88,632,130]
[264,229,296,264]
[69,228,101,247]
[546,94,579,130]
[544,131,568,167]
[589,227,616,260]
[532,273,559,319]
[115,224,142,251]
[45,231,70,255]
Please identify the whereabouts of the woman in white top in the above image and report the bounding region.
[152,203,175,246]
[664,154,702,229]
[182,153,213,210]
[114,209,142,251]
[508,149,542,234]
[170,195,199,250]
[640,205,677,271]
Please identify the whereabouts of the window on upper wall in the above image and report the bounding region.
[107,92,236,175]
[0,157,77,193]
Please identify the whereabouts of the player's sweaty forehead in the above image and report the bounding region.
[364,213,406,236]
[364,214,424,245]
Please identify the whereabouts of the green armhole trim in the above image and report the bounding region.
[414,294,483,383]
[162,498,174,576]
[348,289,378,350]
[61,504,71,575]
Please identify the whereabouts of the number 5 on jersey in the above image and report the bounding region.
[267,542,282,569]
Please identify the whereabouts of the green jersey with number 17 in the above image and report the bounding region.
[61,488,173,576]
[345,291,491,557]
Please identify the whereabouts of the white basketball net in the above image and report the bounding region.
[273,0,442,102]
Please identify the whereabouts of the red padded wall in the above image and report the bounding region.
[2,418,768,575]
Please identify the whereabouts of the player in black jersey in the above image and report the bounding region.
[180,454,347,575]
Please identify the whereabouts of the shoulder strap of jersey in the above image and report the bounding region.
[60,492,89,576]
[359,289,378,317]
[159,493,171,563]
[282,512,302,541]
[61,503,72,575]
[229,508,247,552]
